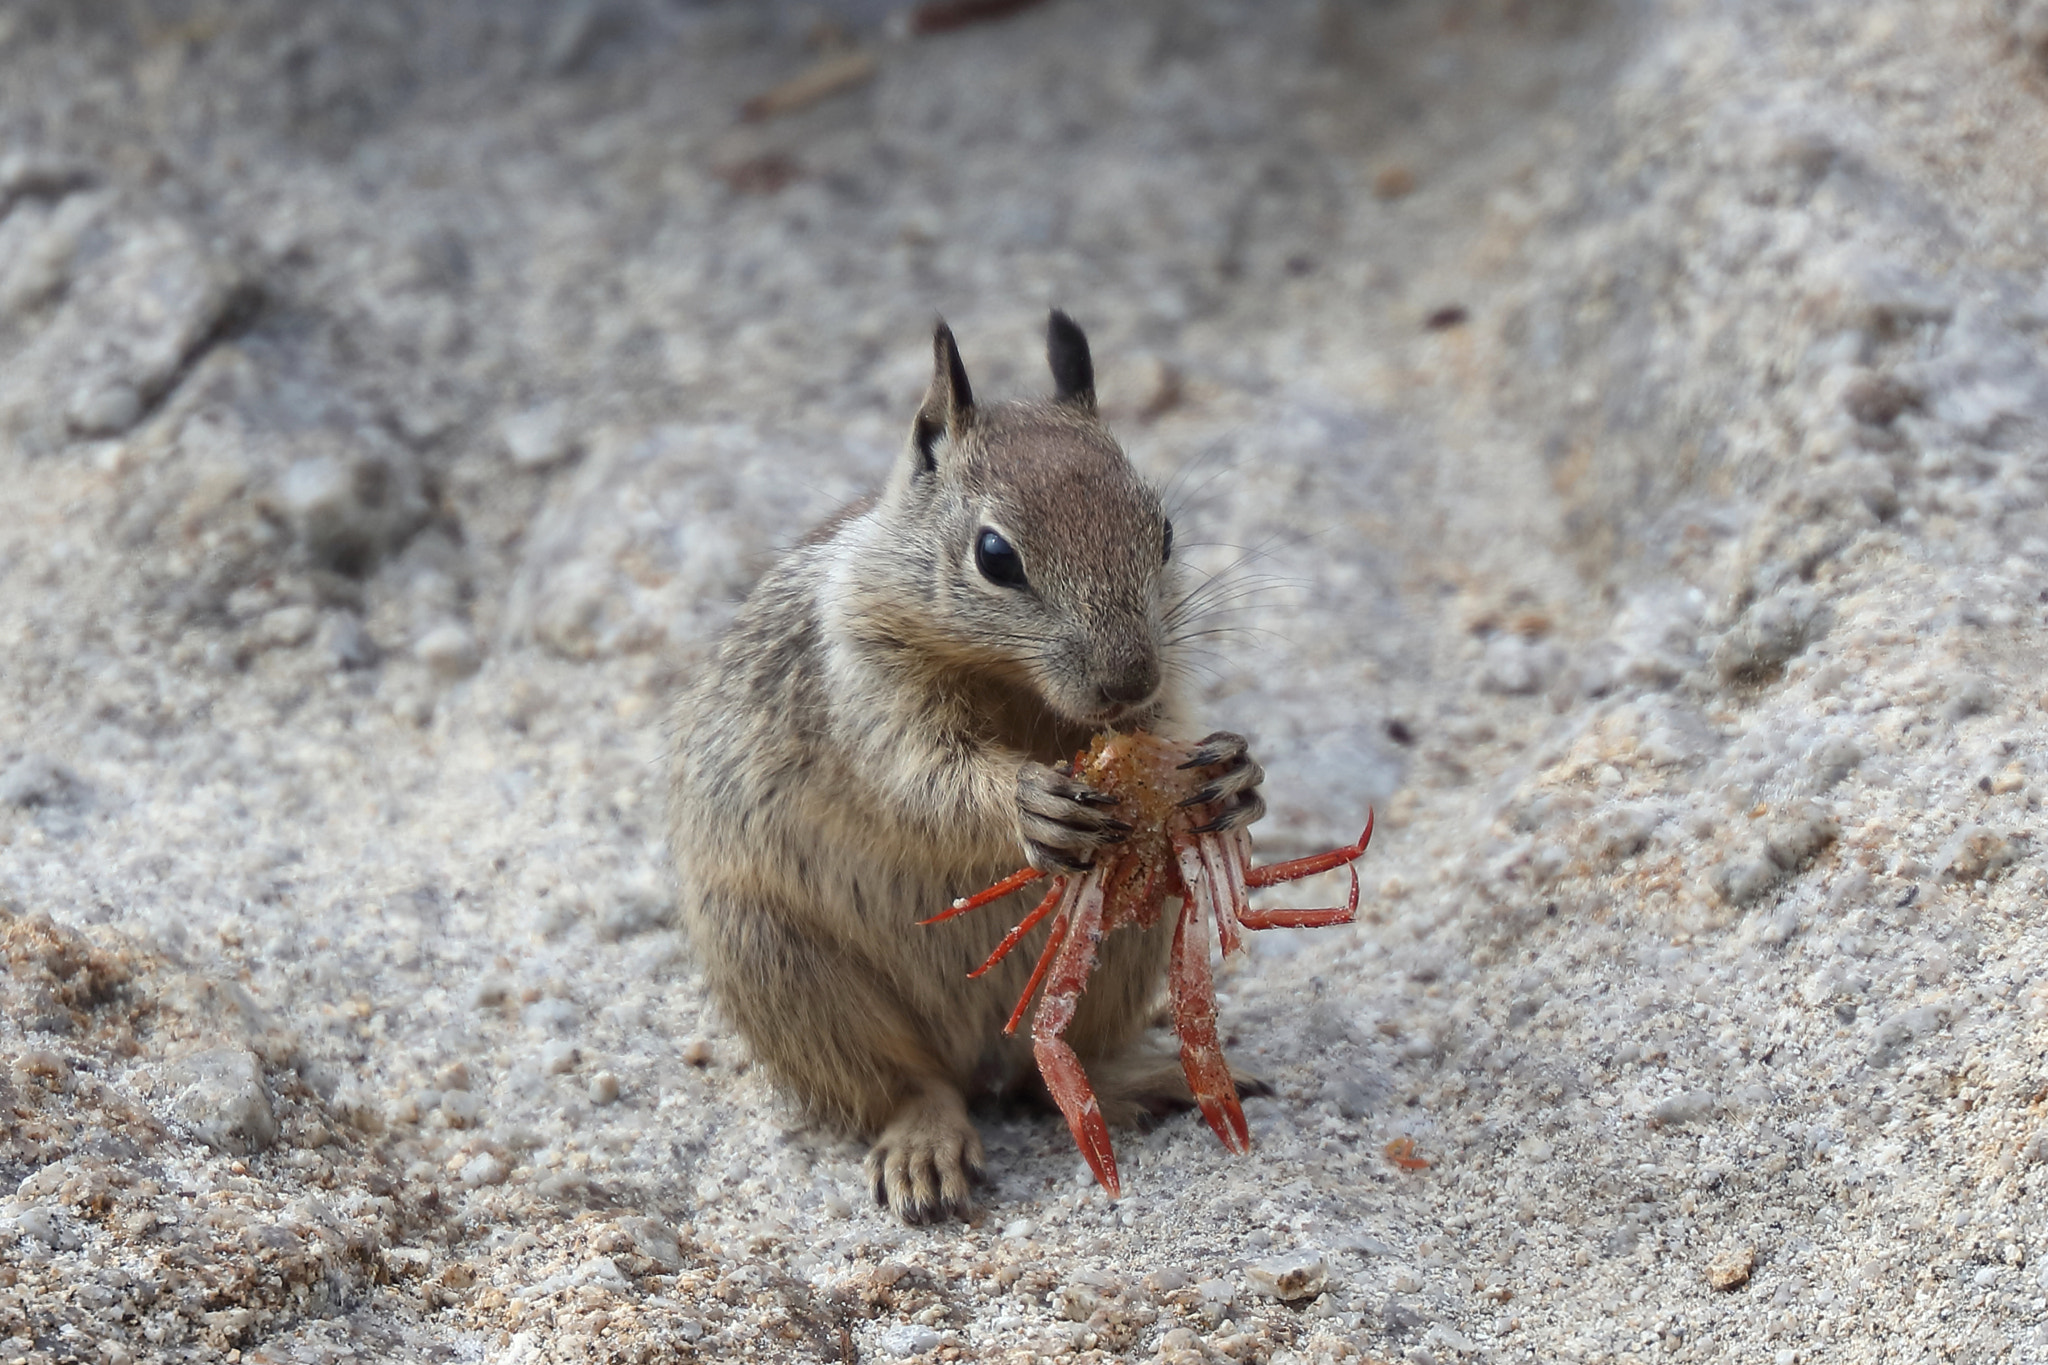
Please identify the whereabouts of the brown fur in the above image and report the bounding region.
[668,316,1239,1222]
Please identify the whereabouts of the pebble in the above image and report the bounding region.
[1707,1246,1756,1291]
[1940,825,2015,882]
[501,401,576,470]
[274,437,430,576]
[416,623,483,681]
[1001,1218,1035,1240]
[877,1324,942,1358]
[460,1153,510,1188]
[166,1046,278,1153]
[255,604,318,649]
[682,1038,713,1067]
[1809,734,1865,787]
[1868,1003,1953,1067]
[1765,802,1839,868]
[1143,1267,1189,1295]
[1713,587,1831,683]
[16,1204,76,1249]
[1650,1091,1720,1127]
[541,1040,582,1075]
[1246,1250,1330,1302]
[441,1089,483,1126]
[1479,635,1564,695]
[319,612,379,670]
[588,1072,621,1105]
[1943,675,1997,721]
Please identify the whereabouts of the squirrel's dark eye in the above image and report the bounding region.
[1161,519,1174,563]
[975,528,1029,590]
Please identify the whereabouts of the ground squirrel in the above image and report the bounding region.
[667,313,1265,1222]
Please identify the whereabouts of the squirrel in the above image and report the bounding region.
[667,312,1266,1222]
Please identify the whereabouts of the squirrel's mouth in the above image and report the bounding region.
[1091,700,1157,733]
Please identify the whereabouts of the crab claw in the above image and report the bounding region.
[1036,1035,1121,1197]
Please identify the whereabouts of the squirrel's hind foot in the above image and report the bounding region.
[865,1083,987,1224]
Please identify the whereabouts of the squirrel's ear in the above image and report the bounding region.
[911,320,975,474]
[1046,309,1095,411]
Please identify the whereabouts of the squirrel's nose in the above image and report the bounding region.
[1097,663,1159,709]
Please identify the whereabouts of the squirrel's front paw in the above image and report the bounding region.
[1018,762,1132,873]
[1176,730,1267,833]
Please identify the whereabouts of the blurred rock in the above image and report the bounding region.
[167,1046,278,1153]
[1714,588,1833,685]
[1479,634,1565,696]
[416,622,482,681]
[0,754,85,809]
[0,189,246,444]
[273,431,432,577]
[502,401,576,470]
[1246,1251,1329,1302]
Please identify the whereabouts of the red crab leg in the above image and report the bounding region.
[1236,864,1361,928]
[920,866,1046,925]
[1242,814,1375,888]
[1181,837,1244,958]
[1003,903,1072,1036]
[1028,875,1121,1196]
[968,878,1066,978]
[1169,840,1251,1154]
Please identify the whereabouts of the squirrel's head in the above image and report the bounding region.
[874,312,1178,730]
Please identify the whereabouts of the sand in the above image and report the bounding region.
[3,1,2047,1361]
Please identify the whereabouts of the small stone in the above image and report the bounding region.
[877,1324,942,1358]
[1479,635,1564,696]
[255,604,318,649]
[319,612,379,670]
[1757,907,1801,946]
[1143,1267,1190,1295]
[470,977,512,1008]
[1944,675,1997,721]
[541,1040,581,1074]
[416,623,482,681]
[274,437,430,577]
[1713,587,1832,684]
[459,1153,509,1187]
[67,379,142,435]
[1649,1091,1719,1128]
[501,401,576,470]
[588,1071,621,1105]
[1247,1250,1329,1302]
[1869,1003,1953,1066]
[1809,735,1865,787]
[441,1089,484,1127]
[1002,1218,1036,1240]
[1940,825,2016,882]
[435,1061,472,1092]
[619,1216,684,1270]
[16,1205,78,1250]
[682,1039,713,1067]
[1058,1284,1102,1322]
[1711,854,1783,907]
[168,1047,278,1153]
[1706,1246,1756,1291]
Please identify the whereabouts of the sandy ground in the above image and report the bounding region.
[4,1,2048,1361]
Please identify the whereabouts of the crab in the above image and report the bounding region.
[923,730,1373,1196]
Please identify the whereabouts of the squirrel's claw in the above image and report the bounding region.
[1175,731,1266,833]
[1018,761,1131,871]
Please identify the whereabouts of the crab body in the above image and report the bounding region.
[925,731,1373,1196]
